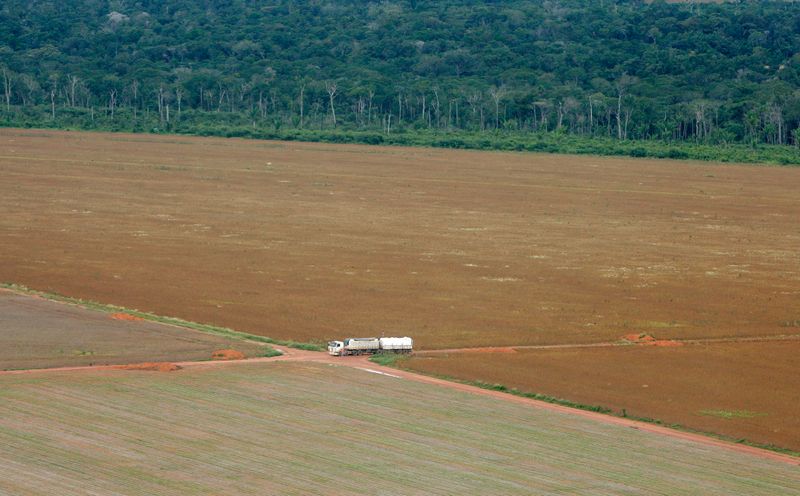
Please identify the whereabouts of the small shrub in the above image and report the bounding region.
[628,147,648,157]
[666,148,689,159]
[369,352,408,367]
[285,342,325,351]
[260,347,283,358]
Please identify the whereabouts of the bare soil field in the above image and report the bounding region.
[404,340,800,451]
[2,129,799,348]
[0,289,264,370]
[2,128,799,449]
[0,360,797,495]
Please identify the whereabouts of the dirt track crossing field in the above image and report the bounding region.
[1,360,798,495]
[2,128,800,451]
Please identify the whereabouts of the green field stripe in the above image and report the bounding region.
[0,362,798,495]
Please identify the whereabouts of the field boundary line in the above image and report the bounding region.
[345,356,800,466]
[417,334,800,355]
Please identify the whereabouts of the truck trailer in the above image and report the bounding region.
[327,336,413,356]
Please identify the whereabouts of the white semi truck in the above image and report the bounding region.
[327,336,413,356]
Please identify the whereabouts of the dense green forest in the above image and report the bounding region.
[1,0,799,162]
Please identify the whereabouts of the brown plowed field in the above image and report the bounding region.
[0,289,264,370]
[2,128,799,449]
[2,129,799,348]
[404,340,800,450]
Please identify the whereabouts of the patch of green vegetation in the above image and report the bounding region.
[4,1,800,162]
[259,347,283,358]
[620,319,683,330]
[280,342,324,351]
[0,282,323,352]
[24,119,800,166]
[468,380,614,414]
[699,410,768,420]
[368,353,410,367]
[639,321,681,329]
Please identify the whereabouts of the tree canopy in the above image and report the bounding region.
[1,0,799,148]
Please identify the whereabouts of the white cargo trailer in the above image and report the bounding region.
[328,336,413,356]
[378,337,413,352]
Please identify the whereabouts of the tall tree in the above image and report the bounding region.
[326,81,338,128]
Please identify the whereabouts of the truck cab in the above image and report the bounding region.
[328,341,345,356]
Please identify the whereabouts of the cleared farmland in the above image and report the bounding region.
[2,128,799,450]
[0,361,798,495]
[404,340,800,451]
[2,129,799,348]
[0,289,266,370]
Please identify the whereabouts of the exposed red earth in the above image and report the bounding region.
[115,362,182,372]
[3,129,799,350]
[622,332,683,346]
[110,312,145,321]
[211,349,246,360]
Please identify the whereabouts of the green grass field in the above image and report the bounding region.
[0,361,797,495]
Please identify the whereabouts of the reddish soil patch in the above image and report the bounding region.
[623,333,656,343]
[211,349,245,360]
[115,362,182,372]
[622,334,683,347]
[110,312,144,321]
